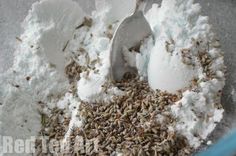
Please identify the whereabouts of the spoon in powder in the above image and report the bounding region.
[110,0,154,81]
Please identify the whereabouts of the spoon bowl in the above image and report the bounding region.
[110,1,153,81]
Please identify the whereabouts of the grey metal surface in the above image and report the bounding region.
[0,0,235,149]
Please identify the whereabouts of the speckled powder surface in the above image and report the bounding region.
[0,0,235,155]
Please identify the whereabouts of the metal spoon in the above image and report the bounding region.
[109,0,153,81]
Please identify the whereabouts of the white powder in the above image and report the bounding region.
[0,0,84,155]
[120,1,225,147]
[144,0,225,147]
[0,0,225,155]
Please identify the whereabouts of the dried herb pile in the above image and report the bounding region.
[72,74,192,155]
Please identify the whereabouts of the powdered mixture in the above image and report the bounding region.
[0,0,225,155]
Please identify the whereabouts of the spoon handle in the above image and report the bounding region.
[135,0,147,12]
